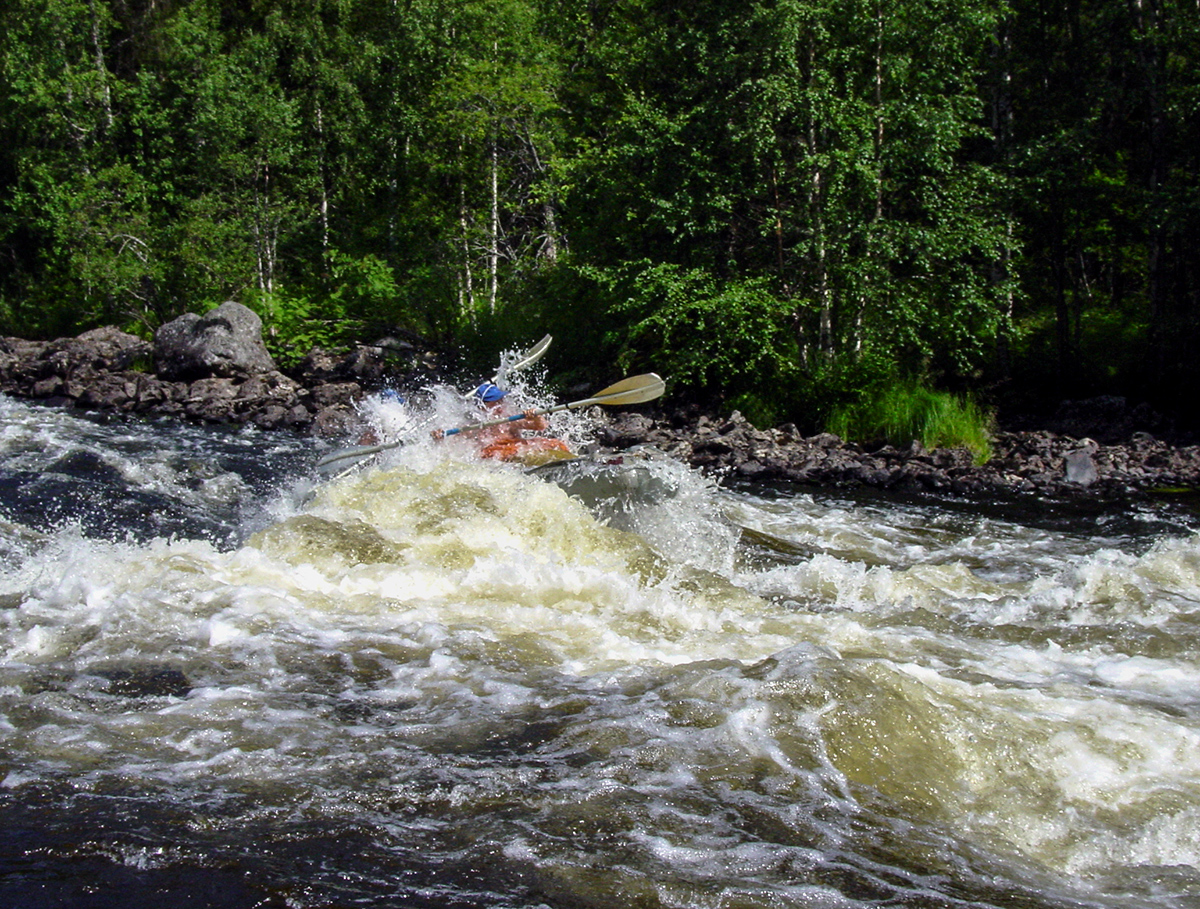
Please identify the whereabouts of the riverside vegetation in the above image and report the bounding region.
[2,0,1199,447]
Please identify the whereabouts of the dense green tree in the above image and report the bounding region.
[550,0,1011,418]
[421,0,565,326]
[1000,0,1200,415]
[0,0,146,333]
[736,0,1012,379]
[1,0,1198,426]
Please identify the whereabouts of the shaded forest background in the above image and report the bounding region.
[1,0,1197,431]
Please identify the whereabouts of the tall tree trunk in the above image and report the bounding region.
[255,161,276,293]
[853,0,886,359]
[1129,0,1167,382]
[317,104,329,254]
[990,17,1015,377]
[805,41,833,364]
[525,131,561,264]
[458,138,476,324]
[815,179,832,363]
[489,136,499,313]
[811,147,832,361]
[1051,202,1072,382]
[88,0,113,134]
[541,199,559,263]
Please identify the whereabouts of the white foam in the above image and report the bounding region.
[8,391,1200,903]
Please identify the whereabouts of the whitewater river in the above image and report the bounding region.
[3,391,1200,908]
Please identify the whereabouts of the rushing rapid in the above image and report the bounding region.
[2,391,1200,908]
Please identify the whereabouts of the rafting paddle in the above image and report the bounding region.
[433,373,666,439]
[477,333,551,391]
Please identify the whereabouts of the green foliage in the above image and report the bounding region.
[827,381,995,464]
[790,347,902,431]
[597,261,800,401]
[325,250,402,333]
[0,0,1197,425]
[725,391,793,431]
[251,250,406,367]
[996,0,1200,412]
[487,265,619,388]
[250,287,338,368]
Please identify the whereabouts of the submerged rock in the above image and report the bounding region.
[95,666,192,699]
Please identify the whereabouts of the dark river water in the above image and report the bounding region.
[3,391,1200,908]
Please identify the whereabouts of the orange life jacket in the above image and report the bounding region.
[479,436,573,464]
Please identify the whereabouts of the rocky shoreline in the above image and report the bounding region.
[3,313,1199,501]
[595,409,1200,500]
[0,314,395,438]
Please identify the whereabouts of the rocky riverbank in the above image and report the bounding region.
[0,309,400,438]
[593,409,1200,499]
[3,311,1199,501]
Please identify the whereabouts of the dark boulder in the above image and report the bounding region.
[311,404,360,438]
[0,328,147,389]
[43,327,151,378]
[234,371,302,406]
[184,377,240,422]
[309,381,363,408]
[289,340,425,388]
[597,412,657,449]
[291,347,346,385]
[0,337,49,383]
[73,374,139,410]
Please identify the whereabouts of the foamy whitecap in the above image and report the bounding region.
[5,391,1200,906]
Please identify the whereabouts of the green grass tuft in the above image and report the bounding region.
[827,382,994,464]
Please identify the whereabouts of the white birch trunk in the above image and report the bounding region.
[489,138,499,313]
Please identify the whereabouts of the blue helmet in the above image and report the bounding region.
[473,382,508,403]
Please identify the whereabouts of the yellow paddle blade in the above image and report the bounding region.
[583,373,666,407]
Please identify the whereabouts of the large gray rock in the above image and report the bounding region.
[154,301,276,381]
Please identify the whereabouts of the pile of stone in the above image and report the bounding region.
[0,302,404,437]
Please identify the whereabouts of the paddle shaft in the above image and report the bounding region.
[441,401,565,437]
